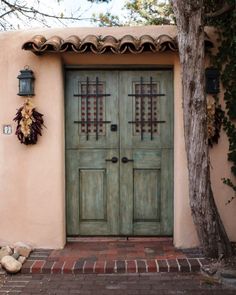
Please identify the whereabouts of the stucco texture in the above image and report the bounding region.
[0,26,235,249]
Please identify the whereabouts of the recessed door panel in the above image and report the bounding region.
[79,169,107,221]
[133,169,161,222]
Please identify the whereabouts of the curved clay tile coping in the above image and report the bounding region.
[22,35,46,52]
[139,35,156,51]
[60,35,81,52]
[41,35,63,52]
[100,35,119,54]
[22,33,212,54]
[79,35,99,53]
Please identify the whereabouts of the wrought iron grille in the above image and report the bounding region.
[74,77,111,140]
[128,76,166,140]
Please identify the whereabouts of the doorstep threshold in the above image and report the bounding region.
[67,236,173,242]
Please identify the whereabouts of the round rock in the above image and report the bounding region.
[1,255,22,273]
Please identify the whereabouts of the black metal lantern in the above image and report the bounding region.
[17,66,35,96]
[205,67,220,94]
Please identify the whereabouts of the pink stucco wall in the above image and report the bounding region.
[0,27,235,249]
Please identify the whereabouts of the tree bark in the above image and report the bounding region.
[172,0,232,258]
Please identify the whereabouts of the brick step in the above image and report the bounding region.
[21,258,208,274]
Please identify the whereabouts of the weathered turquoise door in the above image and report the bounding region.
[65,70,173,236]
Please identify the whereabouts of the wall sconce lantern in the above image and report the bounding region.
[17,66,35,96]
[205,67,220,94]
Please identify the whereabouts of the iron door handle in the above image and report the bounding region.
[106,157,118,163]
[121,157,134,163]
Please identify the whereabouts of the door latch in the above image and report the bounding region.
[110,124,118,132]
[121,157,134,163]
[106,157,118,163]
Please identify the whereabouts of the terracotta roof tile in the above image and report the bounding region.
[22,29,213,55]
[60,35,81,52]
[41,35,63,52]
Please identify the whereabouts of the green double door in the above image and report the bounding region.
[66,70,173,236]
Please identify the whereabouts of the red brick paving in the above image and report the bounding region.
[22,237,207,274]
[52,261,64,274]
[63,260,75,274]
[188,258,202,271]
[147,259,157,272]
[31,260,45,274]
[105,260,116,273]
[94,260,105,273]
[126,260,137,273]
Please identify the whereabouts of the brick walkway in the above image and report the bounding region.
[21,238,209,274]
[1,273,236,294]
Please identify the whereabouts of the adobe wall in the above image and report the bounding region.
[0,27,235,249]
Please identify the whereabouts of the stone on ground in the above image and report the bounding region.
[18,256,26,264]
[1,255,22,273]
[12,252,20,260]
[13,242,33,258]
[0,246,13,261]
[12,242,33,250]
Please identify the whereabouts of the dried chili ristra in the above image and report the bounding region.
[13,98,45,145]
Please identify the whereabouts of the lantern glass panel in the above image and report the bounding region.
[19,78,32,94]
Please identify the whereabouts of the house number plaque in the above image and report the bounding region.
[3,125,12,135]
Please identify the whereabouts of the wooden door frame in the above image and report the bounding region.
[65,65,173,71]
[64,65,174,237]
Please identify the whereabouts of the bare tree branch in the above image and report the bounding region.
[206,2,235,18]
[0,0,98,30]
[0,9,14,18]
[1,0,87,21]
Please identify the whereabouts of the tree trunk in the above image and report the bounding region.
[172,0,232,258]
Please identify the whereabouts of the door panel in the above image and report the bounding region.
[66,71,119,149]
[119,71,170,149]
[119,149,166,235]
[79,169,106,221]
[66,149,119,235]
[133,169,161,222]
[66,70,173,236]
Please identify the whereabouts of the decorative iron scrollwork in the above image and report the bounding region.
[128,76,166,140]
[74,77,111,140]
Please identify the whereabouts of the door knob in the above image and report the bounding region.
[121,157,134,163]
[106,157,118,163]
